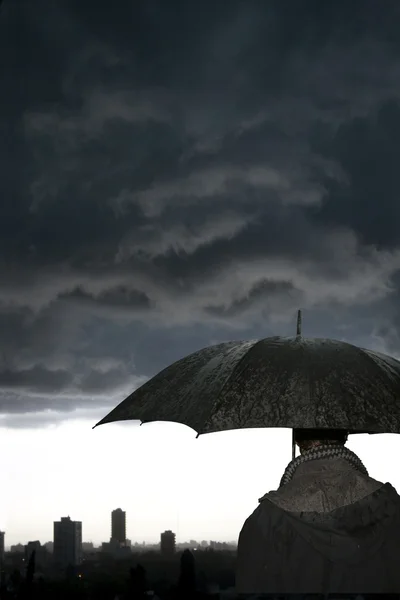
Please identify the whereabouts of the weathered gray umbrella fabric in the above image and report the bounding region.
[94,336,400,435]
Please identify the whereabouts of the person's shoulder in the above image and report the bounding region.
[241,493,280,527]
[258,487,307,512]
[380,481,400,501]
[258,489,277,503]
[255,491,291,516]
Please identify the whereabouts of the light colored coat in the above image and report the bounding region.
[260,457,383,513]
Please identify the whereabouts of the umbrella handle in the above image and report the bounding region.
[292,429,296,461]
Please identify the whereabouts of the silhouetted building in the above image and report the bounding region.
[25,541,41,559]
[102,538,131,558]
[82,542,94,552]
[44,541,53,553]
[25,541,48,569]
[0,532,4,566]
[178,549,196,595]
[53,517,82,569]
[111,508,126,544]
[209,540,235,550]
[10,544,24,554]
[160,530,176,556]
[25,541,40,561]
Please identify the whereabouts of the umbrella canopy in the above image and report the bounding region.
[94,332,400,436]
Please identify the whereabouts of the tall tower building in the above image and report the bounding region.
[160,530,176,556]
[53,517,82,569]
[111,508,126,544]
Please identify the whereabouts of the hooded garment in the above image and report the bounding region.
[235,456,400,595]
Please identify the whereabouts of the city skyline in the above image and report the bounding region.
[1,423,400,547]
[6,537,237,551]
[2,0,400,555]
[4,516,236,552]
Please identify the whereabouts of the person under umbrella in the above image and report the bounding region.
[94,312,400,594]
[235,427,400,595]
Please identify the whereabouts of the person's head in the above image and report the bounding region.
[294,428,348,454]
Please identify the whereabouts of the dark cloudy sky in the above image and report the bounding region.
[2,0,400,427]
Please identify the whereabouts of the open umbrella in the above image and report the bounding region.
[94,311,400,458]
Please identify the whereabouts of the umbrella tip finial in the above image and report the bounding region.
[296,309,302,337]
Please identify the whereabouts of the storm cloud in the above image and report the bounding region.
[2,0,400,424]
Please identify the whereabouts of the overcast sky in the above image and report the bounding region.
[2,0,400,547]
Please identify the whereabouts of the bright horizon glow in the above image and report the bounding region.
[1,418,399,548]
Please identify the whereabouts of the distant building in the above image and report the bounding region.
[10,544,24,554]
[160,530,176,556]
[82,542,94,552]
[25,540,41,560]
[111,508,126,544]
[25,541,48,566]
[101,538,131,559]
[53,517,82,569]
[209,540,236,551]
[44,541,53,554]
[0,532,4,566]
